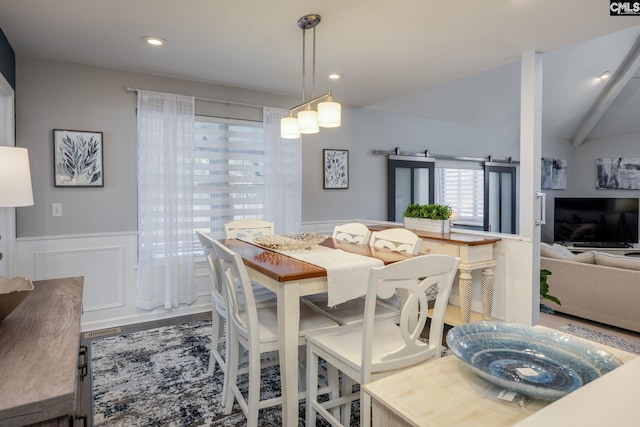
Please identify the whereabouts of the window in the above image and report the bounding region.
[193,116,265,239]
[437,166,484,228]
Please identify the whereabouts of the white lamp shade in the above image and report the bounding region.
[297,110,319,134]
[0,147,34,207]
[318,101,341,128]
[280,116,300,139]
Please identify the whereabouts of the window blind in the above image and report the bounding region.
[193,116,265,238]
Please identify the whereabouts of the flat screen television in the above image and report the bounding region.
[553,197,639,246]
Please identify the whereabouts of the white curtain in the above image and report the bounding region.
[136,90,197,310]
[263,107,302,233]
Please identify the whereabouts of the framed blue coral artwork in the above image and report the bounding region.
[323,149,349,189]
[54,129,104,187]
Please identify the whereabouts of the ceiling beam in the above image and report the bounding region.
[572,33,640,148]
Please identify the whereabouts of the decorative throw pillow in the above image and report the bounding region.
[540,242,564,258]
[551,243,574,257]
[540,242,595,263]
[594,252,640,271]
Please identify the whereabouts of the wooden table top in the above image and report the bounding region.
[222,238,413,283]
[368,224,501,246]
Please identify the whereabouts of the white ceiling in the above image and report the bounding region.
[0,0,639,141]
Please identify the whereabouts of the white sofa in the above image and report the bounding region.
[540,243,640,333]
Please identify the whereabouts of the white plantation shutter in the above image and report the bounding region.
[436,162,484,227]
[193,116,265,239]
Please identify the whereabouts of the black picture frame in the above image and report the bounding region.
[323,149,349,189]
[53,129,104,187]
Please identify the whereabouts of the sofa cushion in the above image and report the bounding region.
[571,251,596,263]
[540,242,595,263]
[594,252,640,271]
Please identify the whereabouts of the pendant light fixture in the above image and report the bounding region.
[280,14,342,139]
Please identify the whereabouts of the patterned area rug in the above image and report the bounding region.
[91,318,451,426]
[559,324,640,355]
[91,319,356,426]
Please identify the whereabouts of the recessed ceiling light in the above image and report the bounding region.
[599,70,610,80]
[142,36,167,46]
[328,73,343,80]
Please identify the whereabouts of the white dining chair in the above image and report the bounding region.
[210,238,340,427]
[369,227,422,255]
[223,220,277,309]
[332,222,372,244]
[196,231,277,387]
[196,231,229,378]
[305,254,460,427]
[224,218,275,239]
[303,225,415,326]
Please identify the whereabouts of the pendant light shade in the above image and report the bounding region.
[281,14,341,139]
[280,116,300,139]
[318,99,341,128]
[297,108,319,134]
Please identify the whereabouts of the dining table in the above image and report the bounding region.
[220,237,412,426]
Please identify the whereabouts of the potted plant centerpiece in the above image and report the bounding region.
[403,203,454,233]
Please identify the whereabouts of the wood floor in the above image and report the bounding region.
[78,309,640,425]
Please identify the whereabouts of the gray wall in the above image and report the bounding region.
[16,55,592,238]
[15,56,298,237]
[539,132,640,242]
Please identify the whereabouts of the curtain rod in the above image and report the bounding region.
[125,87,271,109]
[370,148,520,165]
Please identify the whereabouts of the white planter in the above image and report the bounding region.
[404,217,451,233]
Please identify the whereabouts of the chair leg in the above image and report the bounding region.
[208,314,225,375]
[306,344,319,427]
[246,346,261,427]
[223,337,239,414]
[328,365,341,420]
[360,389,371,427]
[342,376,353,425]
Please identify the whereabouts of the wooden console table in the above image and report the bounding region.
[0,276,84,426]
[369,225,500,323]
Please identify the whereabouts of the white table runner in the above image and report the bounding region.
[278,245,383,306]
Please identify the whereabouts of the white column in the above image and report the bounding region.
[506,51,542,325]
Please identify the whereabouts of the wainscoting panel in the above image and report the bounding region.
[16,232,215,332]
[34,245,124,312]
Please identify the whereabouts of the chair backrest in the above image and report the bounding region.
[332,222,372,244]
[209,238,258,348]
[369,228,422,254]
[224,219,275,239]
[361,254,460,379]
[196,231,226,313]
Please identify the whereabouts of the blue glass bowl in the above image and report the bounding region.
[446,321,622,400]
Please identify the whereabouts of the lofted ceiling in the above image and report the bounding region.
[0,0,639,142]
